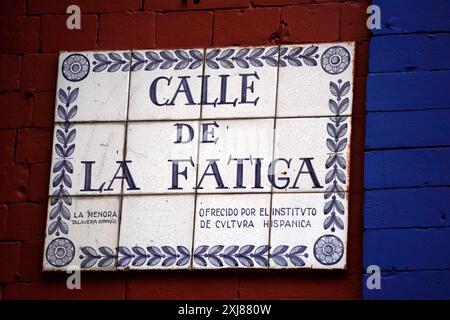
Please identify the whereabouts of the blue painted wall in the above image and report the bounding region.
[364,0,450,299]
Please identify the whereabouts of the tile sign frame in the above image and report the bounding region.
[43,42,355,271]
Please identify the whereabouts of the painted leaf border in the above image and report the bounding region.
[91,46,320,72]
[323,79,350,232]
[79,245,309,269]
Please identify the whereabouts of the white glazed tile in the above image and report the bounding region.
[124,121,199,194]
[192,194,270,269]
[118,195,195,270]
[43,196,121,271]
[55,51,130,122]
[277,42,355,117]
[272,117,351,193]
[269,193,348,269]
[201,46,279,119]
[48,123,126,196]
[128,49,204,120]
[196,118,274,193]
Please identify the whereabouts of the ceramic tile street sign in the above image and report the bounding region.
[43,42,355,271]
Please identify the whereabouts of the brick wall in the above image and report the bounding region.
[0,0,369,300]
[363,0,450,299]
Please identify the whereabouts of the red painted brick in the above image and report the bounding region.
[349,152,364,194]
[29,164,50,202]
[27,0,142,14]
[0,242,21,282]
[351,117,365,154]
[0,92,33,128]
[0,0,26,16]
[145,0,249,11]
[346,192,363,275]
[281,4,340,43]
[0,165,28,203]
[15,128,53,164]
[0,55,21,91]
[0,130,16,165]
[22,54,58,91]
[4,279,126,299]
[19,240,44,282]
[355,40,369,77]
[6,203,46,240]
[99,12,156,49]
[353,76,366,116]
[0,205,7,240]
[127,273,239,299]
[156,11,213,48]
[33,92,55,127]
[340,1,371,41]
[252,0,312,5]
[239,273,360,299]
[0,17,39,53]
[347,192,363,273]
[41,15,98,52]
[214,8,280,46]
[0,0,368,300]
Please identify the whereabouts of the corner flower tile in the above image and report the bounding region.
[272,116,351,193]
[128,49,204,120]
[192,194,270,269]
[201,46,279,120]
[48,123,126,196]
[269,193,348,269]
[277,42,355,117]
[196,118,274,193]
[117,195,195,270]
[123,121,199,194]
[55,51,131,122]
[43,196,121,271]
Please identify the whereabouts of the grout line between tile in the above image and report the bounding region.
[189,48,207,270]
[115,50,133,270]
[47,190,353,199]
[267,45,282,269]
[53,114,362,125]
